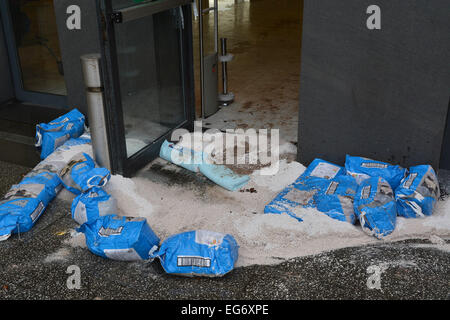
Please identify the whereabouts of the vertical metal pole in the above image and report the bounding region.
[199,0,205,119]
[80,54,112,171]
[213,0,219,53]
[221,38,228,95]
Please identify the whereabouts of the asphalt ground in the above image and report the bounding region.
[0,160,448,300]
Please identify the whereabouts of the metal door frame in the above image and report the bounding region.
[0,0,68,108]
[95,0,195,177]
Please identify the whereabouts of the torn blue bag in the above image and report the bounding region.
[0,171,61,241]
[354,177,397,239]
[264,159,344,221]
[71,187,117,225]
[314,175,359,224]
[345,155,407,189]
[152,230,239,277]
[60,153,110,195]
[35,108,85,160]
[395,165,440,218]
[77,214,160,261]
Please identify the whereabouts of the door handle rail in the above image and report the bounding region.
[111,0,193,23]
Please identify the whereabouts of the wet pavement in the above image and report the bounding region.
[0,160,448,300]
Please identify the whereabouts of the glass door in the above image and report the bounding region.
[0,0,67,107]
[99,0,195,176]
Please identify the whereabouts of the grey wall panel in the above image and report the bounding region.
[53,0,101,116]
[0,14,14,104]
[298,0,450,170]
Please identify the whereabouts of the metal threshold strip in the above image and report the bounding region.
[111,0,193,23]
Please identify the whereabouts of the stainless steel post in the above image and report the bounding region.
[80,54,112,171]
[218,38,234,106]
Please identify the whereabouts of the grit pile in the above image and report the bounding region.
[64,140,450,267]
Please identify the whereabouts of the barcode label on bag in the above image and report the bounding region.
[98,226,123,237]
[30,202,45,222]
[177,256,211,268]
[361,162,388,169]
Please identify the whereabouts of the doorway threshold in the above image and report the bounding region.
[0,101,67,167]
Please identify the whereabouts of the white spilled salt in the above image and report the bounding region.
[251,159,305,192]
[44,248,71,263]
[64,230,86,248]
[105,175,154,219]
[88,156,450,267]
[422,200,450,230]
[61,137,449,267]
[278,141,297,155]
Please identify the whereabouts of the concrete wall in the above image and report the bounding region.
[53,0,102,115]
[298,0,450,170]
[0,14,14,104]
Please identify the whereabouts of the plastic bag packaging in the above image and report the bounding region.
[199,153,250,191]
[71,187,117,225]
[152,230,239,277]
[35,109,85,160]
[0,136,91,241]
[0,172,61,241]
[159,140,202,173]
[159,140,250,191]
[60,153,110,195]
[345,155,407,189]
[395,165,440,218]
[264,176,330,222]
[77,214,160,261]
[264,159,344,221]
[354,177,397,239]
[314,175,359,224]
[36,135,92,175]
[302,158,345,179]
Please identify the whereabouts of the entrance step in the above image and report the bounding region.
[0,102,67,168]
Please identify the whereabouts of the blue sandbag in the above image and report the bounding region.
[35,109,85,160]
[314,175,359,224]
[152,230,239,277]
[77,214,160,261]
[60,153,110,195]
[345,155,407,189]
[159,140,250,191]
[264,158,344,221]
[71,187,117,225]
[354,177,397,239]
[302,158,345,179]
[395,165,440,218]
[159,140,201,173]
[0,172,61,241]
[264,176,330,222]
[199,153,250,192]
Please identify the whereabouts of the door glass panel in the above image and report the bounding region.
[9,0,66,95]
[114,8,186,157]
[112,0,154,10]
